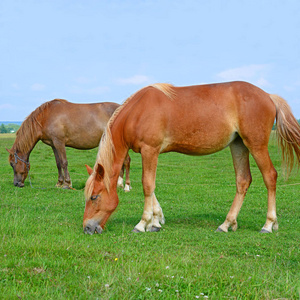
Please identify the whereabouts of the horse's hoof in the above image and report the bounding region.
[55,183,63,188]
[216,227,225,232]
[260,229,271,233]
[132,228,141,233]
[62,185,71,190]
[150,226,161,232]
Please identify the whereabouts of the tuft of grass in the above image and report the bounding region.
[1,135,299,299]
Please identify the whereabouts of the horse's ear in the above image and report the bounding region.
[95,163,105,180]
[85,164,93,175]
[6,148,13,155]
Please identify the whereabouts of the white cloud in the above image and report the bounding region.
[69,85,110,95]
[74,77,96,84]
[87,86,110,95]
[11,83,20,90]
[116,75,152,85]
[216,64,272,88]
[0,103,14,109]
[284,79,300,92]
[255,77,271,87]
[283,85,295,92]
[31,83,46,91]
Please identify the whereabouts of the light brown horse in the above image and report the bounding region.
[7,99,131,190]
[83,81,300,235]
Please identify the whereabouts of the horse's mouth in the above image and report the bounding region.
[14,182,24,188]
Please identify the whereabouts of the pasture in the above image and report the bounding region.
[0,133,299,299]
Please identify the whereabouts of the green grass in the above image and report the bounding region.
[1,134,299,299]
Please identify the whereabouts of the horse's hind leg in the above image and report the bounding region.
[52,141,72,189]
[218,137,252,232]
[123,154,131,192]
[251,147,278,233]
[117,154,131,192]
[117,164,125,188]
[52,146,64,187]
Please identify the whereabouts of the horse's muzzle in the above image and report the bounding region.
[83,220,103,235]
[14,181,24,188]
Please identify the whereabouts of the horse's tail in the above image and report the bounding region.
[269,94,300,178]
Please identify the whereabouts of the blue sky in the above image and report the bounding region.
[1,0,300,121]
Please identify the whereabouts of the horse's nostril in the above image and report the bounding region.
[95,225,103,234]
[84,226,94,235]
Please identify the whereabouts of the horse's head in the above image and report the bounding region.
[6,148,30,187]
[83,163,119,235]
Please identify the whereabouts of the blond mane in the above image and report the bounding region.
[151,83,176,99]
[14,99,68,154]
[84,84,176,199]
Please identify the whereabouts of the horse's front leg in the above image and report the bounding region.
[61,150,72,189]
[149,193,165,232]
[133,147,163,233]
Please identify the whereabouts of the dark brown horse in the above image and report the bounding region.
[83,81,300,235]
[7,99,131,190]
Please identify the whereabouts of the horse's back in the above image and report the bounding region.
[42,100,119,149]
[121,82,276,155]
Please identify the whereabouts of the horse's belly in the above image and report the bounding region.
[65,136,101,149]
[161,131,238,155]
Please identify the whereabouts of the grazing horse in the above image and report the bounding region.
[7,99,131,190]
[83,81,300,235]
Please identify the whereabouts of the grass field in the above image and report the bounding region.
[1,133,299,299]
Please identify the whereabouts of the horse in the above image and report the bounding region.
[7,99,131,190]
[83,81,300,235]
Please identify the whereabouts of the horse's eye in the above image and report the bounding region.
[91,195,99,201]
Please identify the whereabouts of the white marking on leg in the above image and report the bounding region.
[261,217,278,233]
[152,193,165,228]
[134,194,154,232]
[117,176,124,188]
[124,184,131,192]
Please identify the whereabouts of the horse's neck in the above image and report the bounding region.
[14,125,42,159]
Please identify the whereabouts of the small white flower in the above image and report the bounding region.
[156,283,159,287]
[200,293,204,295]
[166,266,169,269]
[230,276,234,279]
[204,296,209,299]
[146,287,151,291]
[105,284,109,288]
[158,289,162,292]
[87,276,90,279]
[175,290,179,293]
[196,296,200,299]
